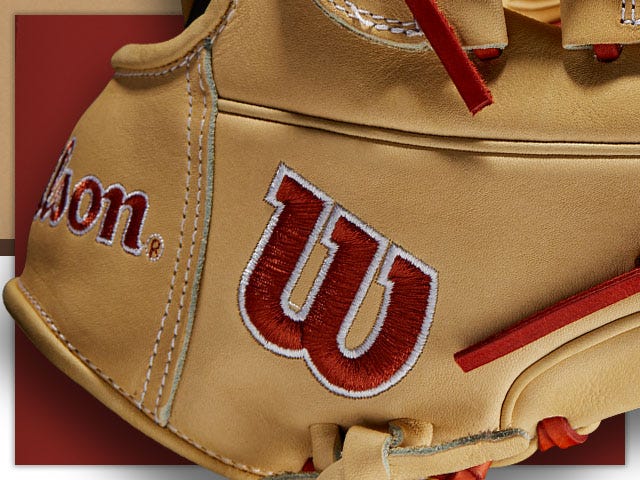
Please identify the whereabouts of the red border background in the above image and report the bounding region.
[13,14,626,466]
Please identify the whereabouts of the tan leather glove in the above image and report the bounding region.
[5,1,640,479]
[504,0,561,23]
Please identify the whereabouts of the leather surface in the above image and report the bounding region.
[169,109,640,474]
[19,0,230,424]
[504,312,640,432]
[20,53,214,422]
[504,0,560,22]
[212,1,640,142]
[563,0,640,47]
[7,0,640,478]
[313,0,508,50]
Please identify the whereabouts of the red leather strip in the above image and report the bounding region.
[404,0,493,114]
[473,48,502,61]
[455,268,640,372]
[434,461,492,480]
[301,458,316,472]
[537,417,588,452]
[593,44,622,63]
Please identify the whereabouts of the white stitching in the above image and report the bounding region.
[114,45,205,78]
[621,0,640,25]
[17,280,156,416]
[328,0,416,26]
[347,2,374,27]
[139,0,237,411]
[326,0,424,37]
[140,0,236,417]
[153,52,206,417]
[139,51,195,411]
[17,279,275,476]
[17,2,275,477]
[238,165,439,398]
[167,423,276,476]
[113,1,237,78]
[136,0,237,412]
[21,1,279,476]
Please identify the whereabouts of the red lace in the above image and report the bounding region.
[537,417,589,452]
[431,418,588,479]
[299,417,588,477]
[403,0,494,115]
[434,461,492,480]
[593,43,623,62]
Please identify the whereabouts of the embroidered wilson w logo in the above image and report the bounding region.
[239,165,438,398]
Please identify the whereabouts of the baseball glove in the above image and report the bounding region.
[5,0,640,479]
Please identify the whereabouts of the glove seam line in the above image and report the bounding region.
[17,279,151,412]
[137,0,238,412]
[138,44,197,413]
[16,279,276,477]
[216,97,640,155]
[325,0,423,37]
[152,50,208,419]
[113,0,237,78]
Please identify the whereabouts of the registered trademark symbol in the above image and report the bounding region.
[146,234,164,262]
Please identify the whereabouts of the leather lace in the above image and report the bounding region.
[403,0,494,115]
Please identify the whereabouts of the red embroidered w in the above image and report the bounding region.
[239,165,438,398]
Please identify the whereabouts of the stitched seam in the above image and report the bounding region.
[114,44,206,78]
[326,0,424,37]
[621,0,640,25]
[158,32,227,425]
[139,0,237,411]
[153,52,206,417]
[17,280,155,416]
[167,423,276,475]
[114,0,237,77]
[17,279,274,476]
[139,50,195,411]
[17,3,275,477]
[328,0,416,26]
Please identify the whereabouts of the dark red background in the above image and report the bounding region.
[13,15,626,466]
